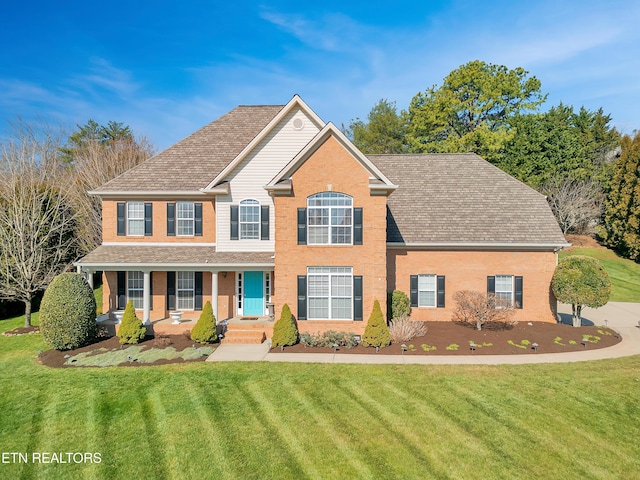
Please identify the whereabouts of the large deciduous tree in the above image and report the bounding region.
[406,60,546,161]
[552,256,611,327]
[0,122,79,326]
[345,99,407,154]
[597,132,640,260]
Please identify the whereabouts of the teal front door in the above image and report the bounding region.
[243,271,264,316]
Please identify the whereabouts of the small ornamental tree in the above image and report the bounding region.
[452,291,517,331]
[117,300,146,344]
[391,290,411,319]
[40,273,96,351]
[362,300,391,348]
[552,255,611,327]
[190,301,218,344]
[271,304,298,347]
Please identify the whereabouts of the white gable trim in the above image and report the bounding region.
[201,95,325,191]
[265,122,397,190]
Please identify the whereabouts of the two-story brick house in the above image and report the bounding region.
[77,95,568,342]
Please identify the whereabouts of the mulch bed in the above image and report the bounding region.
[3,326,40,336]
[271,321,621,355]
[38,334,215,368]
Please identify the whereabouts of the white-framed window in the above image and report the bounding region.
[495,275,514,307]
[307,193,353,245]
[240,199,260,240]
[418,274,437,307]
[127,202,144,236]
[177,271,195,310]
[177,202,194,236]
[265,272,271,304]
[307,267,353,319]
[127,271,144,309]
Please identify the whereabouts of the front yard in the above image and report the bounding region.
[1,315,639,479]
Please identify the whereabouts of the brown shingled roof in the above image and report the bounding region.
[79,246,274,266]
[370,153,568,246]
[96,105,284,192]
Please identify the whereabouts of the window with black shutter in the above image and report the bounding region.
[167,203,176,236]
[297,275,307,320]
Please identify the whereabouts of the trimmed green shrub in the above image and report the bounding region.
[391,290,411,319]
[271,304,298,347]
[190,301,218,344]
[40,273,97,351]
[299,331,358,348]
[118,300,147,345]
[362,300,391,348]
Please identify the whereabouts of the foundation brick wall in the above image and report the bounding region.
[102,198,216,243]
[388,249,558,323]
[273,136,389,335]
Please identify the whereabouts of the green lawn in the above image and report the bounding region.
[1,315,639,479]
[559,247,640,303]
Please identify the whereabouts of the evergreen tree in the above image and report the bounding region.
[345,99,407,154]
[598,132,640,260]
[190,301,218,344]
[271,304,298,347]
[117,300,146,344]
[361,300,391,348]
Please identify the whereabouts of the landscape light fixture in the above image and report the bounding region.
[470,342,476,352]
[532,342,538,352]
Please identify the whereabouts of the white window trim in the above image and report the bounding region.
[127,271,144,309]
[417,274,437,308]
[127,202,145,237]
[307,193,353,246]
[239,199,260,240]
[177,201,194,237]
[495,274,515,307]
[307,266,353,320]
[176,271,195,310]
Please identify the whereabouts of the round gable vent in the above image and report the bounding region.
[292,118,304,130]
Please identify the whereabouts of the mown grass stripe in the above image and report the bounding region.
[242,382,320,479]
[278,378,376,479]
[138,392,170,480]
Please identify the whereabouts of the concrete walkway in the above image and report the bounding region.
[206,302,640,365]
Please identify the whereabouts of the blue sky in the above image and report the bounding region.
[1,1,639,151]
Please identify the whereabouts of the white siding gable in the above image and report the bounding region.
[217,107,320,252]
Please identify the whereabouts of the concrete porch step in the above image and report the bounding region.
[226,322,269,331]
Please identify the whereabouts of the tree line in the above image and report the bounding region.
[0,120,152,325]
[345,60,639,259]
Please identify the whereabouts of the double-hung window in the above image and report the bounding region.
[177,202,194,236]
[307,193,352,244]
[177,271,195,310]
[307,267,353,319]
[127,271,144,309]
[240,199,260,239]
[127,202,144,236]
[418,274,437,307]
[495,275,514,307]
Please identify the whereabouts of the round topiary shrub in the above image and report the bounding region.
[118,300,147,345]
[40,273,97,351]
[362,300,391,348]
[271,304,298,347]
[191,301,218,344]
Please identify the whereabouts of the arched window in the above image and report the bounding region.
[240,199,260,239]
[307,192,353,244]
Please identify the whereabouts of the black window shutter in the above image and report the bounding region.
[167,203,176,236]
[230,205,239,240]
[195,272,203,310]
[144,203,153,236]
[149,272,153,310]
[353,276,363,321]
[117,271,126,309]
[354,208,363,245]
[297,208,307,245]
[194,203,203,236]
[410,275,418,307]
[487,276,496,294]
[261,205,270,240]
[437,275,445,308]
[117,203,126,236]
[514,276,523,309]
[297,275,307,320]
[167,271,176,310]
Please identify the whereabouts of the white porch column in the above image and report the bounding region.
[142,271,151,325]
[85,269,94,289]
[76,264,82,274]
[211,271,219,322]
